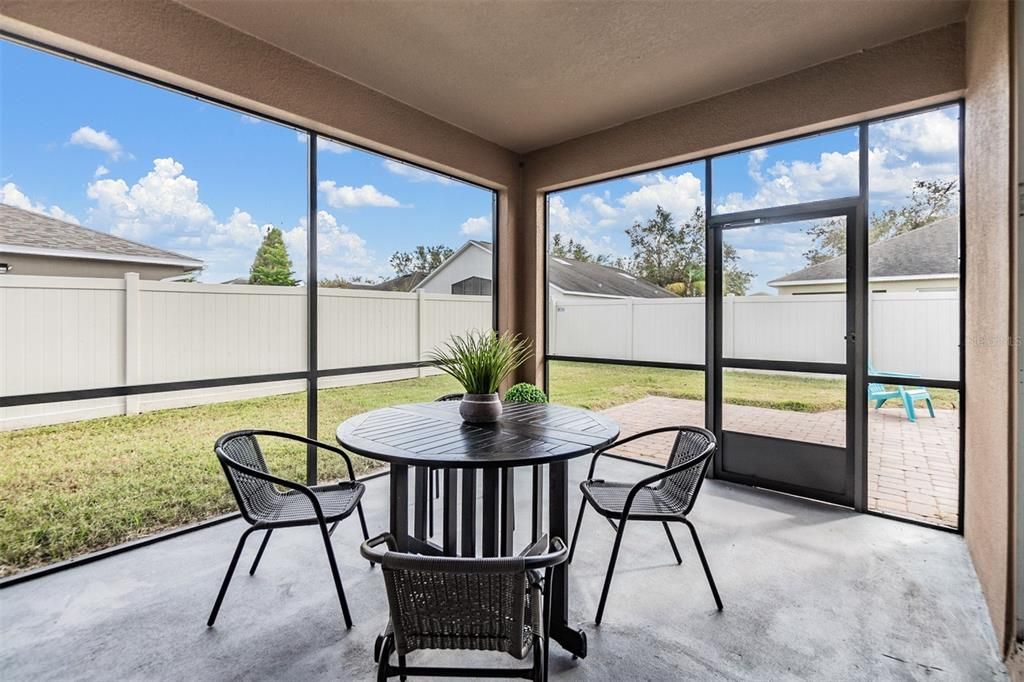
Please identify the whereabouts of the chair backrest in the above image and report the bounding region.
[657,427,717,514]
[215,432,278,523]
[378,552,532,659]
[435,393,465,402]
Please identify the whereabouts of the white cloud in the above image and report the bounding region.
[459,215,491,236]
[239,114,262,125]
[87,157,217,241]
[1,182,80,224]
[94,165,110,178]
[619,171,704,221]
[207,208,265,249]
[547,196,620,259]
[318,180,404,208]
[715,110,959,214]
[580,192,620,226]
[284,210,384,280]
[873,109,958,156]
[548,195,596,235]
[69,126,127,160]
[79,157,395,282]
[382,159,453,184]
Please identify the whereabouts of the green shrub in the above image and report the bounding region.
[504,382,548,403]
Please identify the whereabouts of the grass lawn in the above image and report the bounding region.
[0,361,957,575]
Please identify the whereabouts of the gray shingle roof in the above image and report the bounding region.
[0,203,203,266]
[472,240,675,298]
[770,215,959,286]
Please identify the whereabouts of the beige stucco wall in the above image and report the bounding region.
[516,23,966,384]
[0,253,193,281]
[0,0,520,333]
[964,0,1018,656]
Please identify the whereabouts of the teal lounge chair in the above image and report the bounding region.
[867,363,935,422]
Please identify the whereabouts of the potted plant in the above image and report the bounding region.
[504,382,548,404]
[428,330,531,423]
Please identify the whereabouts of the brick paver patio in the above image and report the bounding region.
[600,396,959,528]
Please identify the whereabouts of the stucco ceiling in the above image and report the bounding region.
[178,0,967,153]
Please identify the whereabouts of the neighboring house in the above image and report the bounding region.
[769,215,959,295]
[418,240,676,300]
[0,204,203,280]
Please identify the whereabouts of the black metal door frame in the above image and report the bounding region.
[708,197,867,510]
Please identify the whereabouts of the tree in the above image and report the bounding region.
[550,233,610,264]
[802,179,958,265]
[390,245,454,276]
[723,244,753,296]
[249,227,297,285]
[623,204,752,296]
[318,274,380,289]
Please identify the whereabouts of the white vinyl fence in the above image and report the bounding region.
[0,274,959,431]
[1,274,491,430]
[550,292,959,380]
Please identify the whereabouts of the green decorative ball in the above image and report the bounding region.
[504,383,548,404]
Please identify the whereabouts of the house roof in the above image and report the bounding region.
[427,240,675,299]
[770,215,959,287]
[344,271,427,292]
[0,204,203,268]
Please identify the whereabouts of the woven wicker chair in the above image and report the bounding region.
[568,425,721,625]
[207,429,370,629]
[362,533,567,681]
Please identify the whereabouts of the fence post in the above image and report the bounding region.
[625,298,635,360]
[417,289,427,377]
[723,296,735,358]
[124,272,141,415]
[549,296,557,357]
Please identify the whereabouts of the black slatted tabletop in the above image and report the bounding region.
[336,401,619,468]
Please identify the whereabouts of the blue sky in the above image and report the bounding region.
[1,39,958,291]
[548,106,960,293]
[0,40,493,283]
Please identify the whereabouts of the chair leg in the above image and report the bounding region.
[532,635,544,682]
[248,529,273,575]
[567,498,587,564]
[428,468,435,537]
[662,522,682,564]
[595,518,627,625]
[925,397,935,418]
[684,520,722,610]
[207,527,256,626]
[318,520,353,628]
[397,654,407,682]
[356,502,374,569]
[905,396,917,422]
[376,635,392,682]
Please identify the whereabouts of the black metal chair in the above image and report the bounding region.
[207,429,370,629]
[362,533,567,681]
[568,425,722,625]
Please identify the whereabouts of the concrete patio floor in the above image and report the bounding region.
[602,396,960,527]
[0,455,1002,681]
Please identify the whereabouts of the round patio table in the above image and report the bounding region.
[336,400,619,659]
